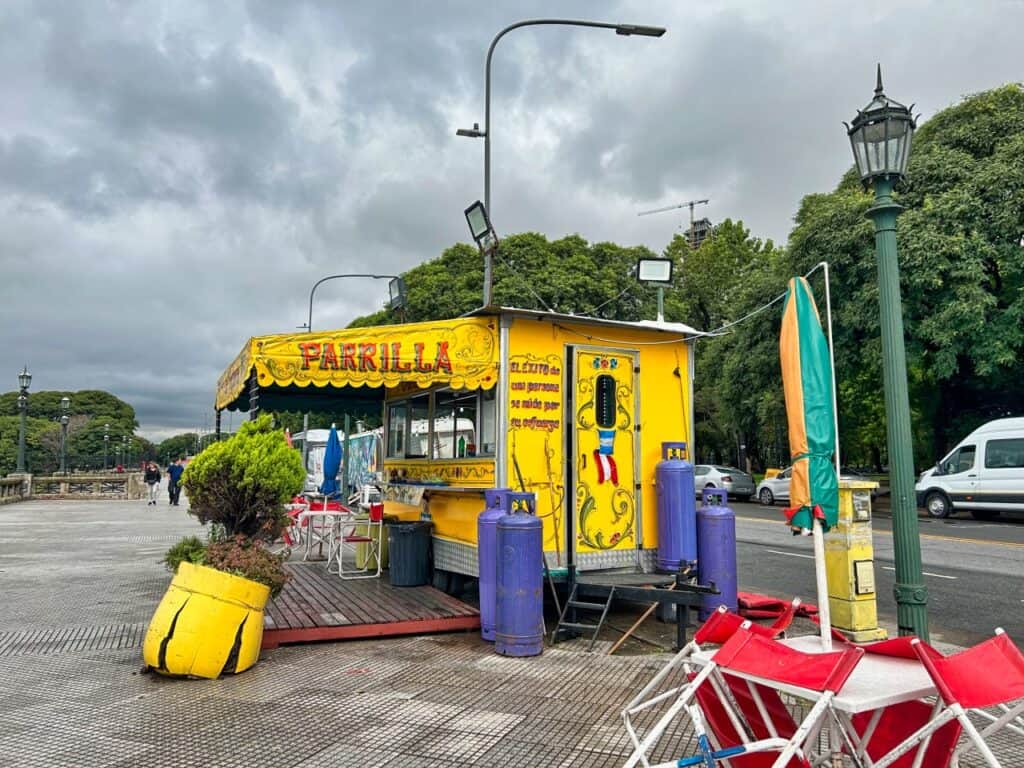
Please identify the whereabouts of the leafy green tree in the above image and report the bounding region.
[349,234,660,326]
[786,83,1024,466]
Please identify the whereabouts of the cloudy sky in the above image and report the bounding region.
[1,1,1021,441]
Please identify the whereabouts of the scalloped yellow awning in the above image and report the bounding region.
[215,317,499,411]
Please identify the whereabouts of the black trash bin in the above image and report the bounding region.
[387,520,433,587]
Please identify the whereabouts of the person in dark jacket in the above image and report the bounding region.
[144,462,161,506]
[166,458,185,506]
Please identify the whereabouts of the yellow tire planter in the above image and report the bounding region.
[143,561,270,679]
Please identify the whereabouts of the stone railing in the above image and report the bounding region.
[19,473,145,501]
[2,473,147,504]
[0,475,30,505]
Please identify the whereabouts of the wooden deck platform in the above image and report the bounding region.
[262,562,480,648]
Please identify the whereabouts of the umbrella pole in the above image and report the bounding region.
[812,518,832,651]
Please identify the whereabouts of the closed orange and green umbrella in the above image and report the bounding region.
[780,276,838,532]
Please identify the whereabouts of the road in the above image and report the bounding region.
[731,500,1024,647]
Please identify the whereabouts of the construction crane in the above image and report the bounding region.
[638,198,710,248]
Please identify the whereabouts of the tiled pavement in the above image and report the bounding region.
[0,498,1019,767]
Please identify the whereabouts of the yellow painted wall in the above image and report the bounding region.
[506,317,691,563]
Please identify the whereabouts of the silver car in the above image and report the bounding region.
[757,466,878,506]
[693,465,756,502]
[756,467,794,506]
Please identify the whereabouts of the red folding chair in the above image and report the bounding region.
[865,629,1024,768]
[683,626,863,768]
[622,602,801,768]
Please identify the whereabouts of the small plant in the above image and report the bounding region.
[182,415,305,542]
[163,535,207,572]
[204,536,289,598]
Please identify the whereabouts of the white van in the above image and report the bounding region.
[915,417,1024,519]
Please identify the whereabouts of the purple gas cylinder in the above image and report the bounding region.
[477,487,511,641]
[697,488,738,620]
[656,441,697,572]
[495,491,544,657]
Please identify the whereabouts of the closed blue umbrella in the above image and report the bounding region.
[319,425,342,498]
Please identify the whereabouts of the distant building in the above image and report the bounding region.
[686,218,714,249]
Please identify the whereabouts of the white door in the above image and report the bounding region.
[939,443,979,506]
[977,437,1024,512]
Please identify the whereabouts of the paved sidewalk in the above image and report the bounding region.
[0,499,1019,767]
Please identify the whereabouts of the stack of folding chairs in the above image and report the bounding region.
[621,604,1024,768]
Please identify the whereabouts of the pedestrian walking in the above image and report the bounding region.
[166,458,185,506]
[144,461,161,506]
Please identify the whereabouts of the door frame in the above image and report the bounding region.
[565,343,641,573]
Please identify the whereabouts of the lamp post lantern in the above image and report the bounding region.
[59,396,70,475]
[103,423,109,471]
[456,18,665,306]
[845,65,927,641]
[15,367,31,473]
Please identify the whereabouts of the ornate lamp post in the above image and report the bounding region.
[127,438,134,469]
[103,423,110,470]
[846,66,927,640]
[122,436,128,469]
[15,367,31,472]
[59,396,70,475]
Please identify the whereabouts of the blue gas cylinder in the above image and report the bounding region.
[697,488,738,620]
[477,487,511,642]
[656,441,697,572]
[495,492,543,657]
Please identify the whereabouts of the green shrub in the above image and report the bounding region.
[163,535,207,572]
[182,414,305,543]
[204,536,289,598]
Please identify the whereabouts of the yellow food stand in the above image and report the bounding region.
[214,308,697,581]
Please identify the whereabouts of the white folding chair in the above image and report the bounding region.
[868,629,1024,768]
[622,602,801,768]
[334,502,384,580]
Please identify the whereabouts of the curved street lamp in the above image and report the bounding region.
[456,18,666,305]
[60,396,70,475]
[845,66,927,641]
[15,366,31,473]
[304,273,406,333]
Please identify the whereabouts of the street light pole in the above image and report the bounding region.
[458,19,665,307]
[103,424,109,471]
[305,273,404,333]
[846,66,927,640]
[60,396,70,475]
[15,366,31,473]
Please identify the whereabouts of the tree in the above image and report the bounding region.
[786,83,1024,466]
[348,234,661,326]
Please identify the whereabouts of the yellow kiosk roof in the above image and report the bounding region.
[216,316,499,412]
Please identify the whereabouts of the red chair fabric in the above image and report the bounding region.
[713,630,863,694]
[692,674,809,768]
[919,632,1024,710]
[694,604,795,646]
[850,700,961,768]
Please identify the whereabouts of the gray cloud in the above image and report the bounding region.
[1,0,1022,442]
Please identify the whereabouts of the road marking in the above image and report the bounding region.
[765,549,815,560]
[880,566,957,580]
[737,514,1024,548]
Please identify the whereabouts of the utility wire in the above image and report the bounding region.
[492,249,554,313]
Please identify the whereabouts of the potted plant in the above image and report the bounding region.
[143,415,305,678]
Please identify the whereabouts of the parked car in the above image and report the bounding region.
[756,466,878,506]
[915,417,1024,519]
[693,465,756,502]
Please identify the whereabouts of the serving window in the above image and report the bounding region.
[385,387,494,460]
